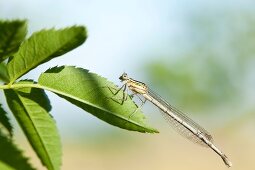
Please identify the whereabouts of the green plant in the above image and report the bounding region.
[0,20,157,170]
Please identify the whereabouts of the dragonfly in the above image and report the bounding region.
[118,73,232,167]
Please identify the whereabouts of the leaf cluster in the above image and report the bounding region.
[0,20,157,170]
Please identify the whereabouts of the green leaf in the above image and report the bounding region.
[38,66,158,133]
[0,104,13,137]
[0,130,35,170]
[4,81,61,170]
[0,162,15,170]
[7,26,87,84]
[0,63,9,82]
[0,20,27,62]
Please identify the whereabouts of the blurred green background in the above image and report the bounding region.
[1,0,255,170]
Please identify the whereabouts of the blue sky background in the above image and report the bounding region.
[1,1,255,170]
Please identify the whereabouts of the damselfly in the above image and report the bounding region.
[118,73,232,167]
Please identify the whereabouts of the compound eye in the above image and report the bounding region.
[119,73,128,81]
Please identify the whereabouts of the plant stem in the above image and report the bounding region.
[0,82,80,103]
[0,83,42,90]
[0,83,57,95]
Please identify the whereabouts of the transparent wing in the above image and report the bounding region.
[148,88,213,146]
